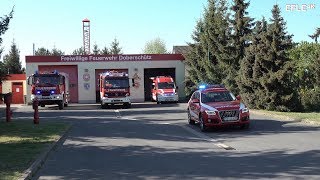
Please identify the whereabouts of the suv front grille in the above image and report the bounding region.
[219,110,239,119]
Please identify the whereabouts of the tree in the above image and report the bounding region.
[254,5,298,111]
[185,19,207,95]
[227,0,254,94]
[289,42,320,111]
[109,38,122,54]
[185,0,230,95]
[72,47,85,55]
[238,18,268,108]
[35,47,51,55]
[3,40,23,74]
[309,28,320,43]
[51,47,64,56]
[142,37,168,54]
[100,46,110,55]
[0,8,14,82]
[92,43,100,55]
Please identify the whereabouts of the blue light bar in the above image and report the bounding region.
[199,85,206,89]
[36,90,41,94]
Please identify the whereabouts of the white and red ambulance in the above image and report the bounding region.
[151,76,179,104]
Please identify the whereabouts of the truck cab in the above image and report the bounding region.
[28,71,70,110]
[99,70,131,109]
[151,76,179,104]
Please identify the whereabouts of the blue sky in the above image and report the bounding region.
[0,0,319,67]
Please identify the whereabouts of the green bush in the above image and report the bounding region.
[300,87,320,111]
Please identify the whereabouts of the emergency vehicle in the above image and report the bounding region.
[28,71,70,110]
[187,84,250,131]
[151,76,179,104]
[99,70,131,108]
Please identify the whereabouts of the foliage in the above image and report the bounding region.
[253,5,298,111]
[109,38,122,54]
[185,0,230,96]
[0,8,14,83]
[92,43,100,55]
[34,47,51,55]
[289,42,320,111]
[3,40,23,74]
[238,18,268,108]
[309,27,320,43]
[51,47,64,55]
[142,37,168,54]
[228,0,254,94]
[35,47,64,56]
[72,47,85,55]
[100,46,110,55]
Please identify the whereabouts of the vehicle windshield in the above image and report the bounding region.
[158,82,175,89]
[33,76,60,85]
[104,78,129,89]
[201,91,236,103]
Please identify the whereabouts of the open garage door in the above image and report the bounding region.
[39,65,78,103]
[144,68,175,101]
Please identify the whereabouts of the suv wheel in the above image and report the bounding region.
[188,110,195,125]
[199,115,207,132]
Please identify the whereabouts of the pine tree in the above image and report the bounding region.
[185,0,230,96]
[239,18,267,108]
[185,19,207,95]
[35,47,51,55]
[100,46,110,55]
[0,8,13,82]
[201,0,229,85]
[3,40,23,74]
[256,5,298,111]
[109,38,122,54]
[227,0,254,94]
[51,47,64,56]
[309,28,320,43]
[72,47,85,55]
[92,43,100,55]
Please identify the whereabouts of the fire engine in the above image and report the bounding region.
[99,70,131,108]
[151,76,179,104]
[28,71,70,110]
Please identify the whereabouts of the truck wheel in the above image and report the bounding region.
[124,103,131,109]
[101,104,107,109]
[58,101,64,110]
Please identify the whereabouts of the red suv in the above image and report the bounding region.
[187,84,250,131]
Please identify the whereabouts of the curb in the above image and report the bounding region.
[19,123,73,180]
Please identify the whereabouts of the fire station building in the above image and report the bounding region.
[25,54,186,104]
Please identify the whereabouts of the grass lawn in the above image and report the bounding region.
[0,121,70,180]
[252,110,320,125]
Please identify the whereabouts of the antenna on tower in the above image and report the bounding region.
[82,18,90,55]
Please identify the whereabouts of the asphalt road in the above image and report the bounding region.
[11,103,320,180]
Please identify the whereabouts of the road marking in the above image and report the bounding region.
[179,124,236,150]
[114,110,121,118]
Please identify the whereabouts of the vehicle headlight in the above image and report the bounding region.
[205,110,216,115]
[242,108,249,113]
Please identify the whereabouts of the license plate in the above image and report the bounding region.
[112,99,121,102]
[223,117,238,121]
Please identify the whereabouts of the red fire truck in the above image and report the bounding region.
[99,70,131,108]
[151,76,179,104]
[28,71,70,110]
